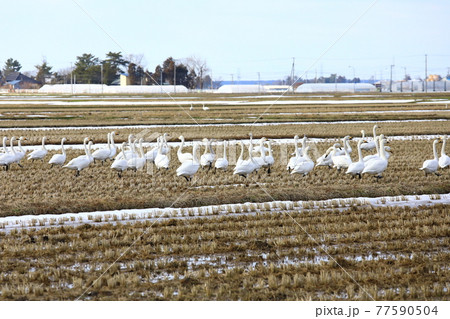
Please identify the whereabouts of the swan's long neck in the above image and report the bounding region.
[203,140,209,155]
[259,139,266,157]
[294,137,300,157]
[83,140,89,156]
[178,137,185,155]
[61,139,66,156]
[343,138,350,156]
[379,139,387,160]
[2,137,7,153]
[110,132,116,149]
[374,136,380,156]
[361,130,365,139]
[192,144,199,163]
[139,139,144,158]
[345,138,352,153]
[248,143,254,161]
[268,141,273,156]
[10,138,16,155]
[373,125,378,139]
[42,137,47,150]
[107,133,111,150]
[87,142,93,158]
[301,137,307,156]
[238,143,244,162]
[357,140,363,162]
[18,138,25,153]
[303,147,311,161]
[433,140,439,160]
[122,143,128,160]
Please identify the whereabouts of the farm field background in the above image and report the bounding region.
[0,92,449,301]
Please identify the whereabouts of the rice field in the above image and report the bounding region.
[0,92,449,301]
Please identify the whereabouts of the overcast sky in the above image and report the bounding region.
[2,0,449,81]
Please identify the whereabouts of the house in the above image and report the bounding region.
[4,72,39,90]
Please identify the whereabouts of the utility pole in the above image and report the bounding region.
[173,61,176,94]
[70,62,73,95]
[389,64,394,92]
[291,57,295,92]
[425,54,428,93]
[100,64,103,94]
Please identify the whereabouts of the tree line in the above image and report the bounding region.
[0,52,212,89]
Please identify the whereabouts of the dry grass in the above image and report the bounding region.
[0,204,448,300]
[0,139,449,218]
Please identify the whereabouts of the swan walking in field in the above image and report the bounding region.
[92,133,112,165]
[177,143,200,181]
[200,138,215,170]
[155,138,170,170]
[27,136,48,162]
[13,136,27,167]
[361,124,379,150]
[438,135,450,169]
[109,131,117,160]
[214,141,229,172]
[49,137,67,167]
[291,146,314,176]
[177,135,193,164]
[63,141,93,177]
[233,141,258,178]
[420,139,442,176]
[332,136,352,170]
[111,142,129,178]
[362,138,389,180]
[346,139,365,179]
[127,138,146,171]
[202,103,209,111]
[0,137,17,171]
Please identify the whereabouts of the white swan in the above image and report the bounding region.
[362,138,389,180]
[160,133,170,155]
[291,146,314,176]
[202,103,209,111]
[1,136,8,154]
[109,131,117,159]
[252,137,267,170]
[155,138,170,170]
[190,104,194,111]
[49,137,67,167]
[127,138,146,171]
[420,139,441,176]
[92,133,111,165]
[438,135,450,169]
[177,135,193,163]
[177,143,200,181]
[214,141,229,172]
[111,142,129,178]
[316,146,335,168]
[27,136,48,162]
[145,137,160,163]
[264,140,275,174]
[346,139,365,179]
[63,141,93,176]
[361,124,379,150]
[0,137,17,171]
[13,136,27,167]
[116,134,136,160]
[200,138,215,169]
[236,141,245,168]
[287,135,302,172]
[332,136,352,170]
[233,140,258,178]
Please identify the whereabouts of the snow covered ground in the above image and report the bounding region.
[0,193,448,233]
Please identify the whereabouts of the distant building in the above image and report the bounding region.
[3,72,39,90]
[295,83,376,93]
[120,73,130,86]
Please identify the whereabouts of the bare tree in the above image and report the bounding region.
[186,55,209,90]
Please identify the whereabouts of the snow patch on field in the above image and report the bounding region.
[0,193,448,232]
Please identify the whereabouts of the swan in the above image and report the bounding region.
[177,135,193,163]
[49,137,67,167]
[116,134,136,160]
[362,138,389,180]
[332,136,352,170]
[287,135,302,172]
[109,131,117,159]
[127,138,146,171]
[252,137,267,170]
[63,141,93,176]
[145,137,160,163]
[233,140,258,178]
[291,146,314,176]
[190,104,194,111]
[111,142,129,178]
[13,136,27,167]
[361,124,379,150]
[214,141,229,171]
[346,139,365,179]
[92,133,111,165]
[236,141,245,168]
[264,140,275,174]
[316,146,335,168]
[0,137,17,171]
[200,138,215,169]
[420,139,442,176]
[160,133,170,155]
[177,143,200,181]
[202,103,209,111]
[252,137,269,155]
[438,135,450,169]
[1,136,8,154]
[27,136,48,162]
[155,138,170,170]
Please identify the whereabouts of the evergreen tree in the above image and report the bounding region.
[74,53,100,84]
[3,58,22,77]
[35,60,53,84]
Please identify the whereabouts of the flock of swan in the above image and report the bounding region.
[0,125,449,181]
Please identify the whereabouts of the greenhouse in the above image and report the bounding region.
[296,83,377,93]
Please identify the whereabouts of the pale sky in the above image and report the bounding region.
[2,0,449,81]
